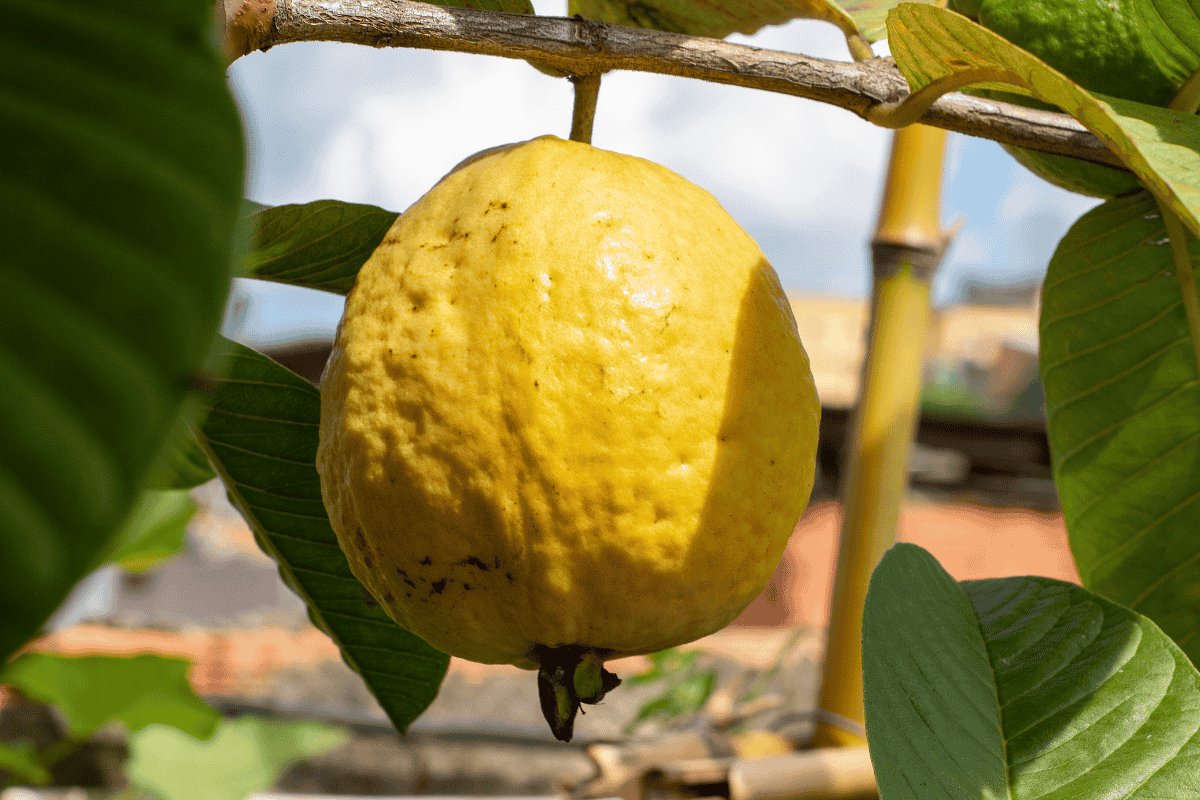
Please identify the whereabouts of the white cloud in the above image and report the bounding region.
[313,52,573,211]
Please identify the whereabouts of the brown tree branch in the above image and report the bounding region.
[224,0,1124,170]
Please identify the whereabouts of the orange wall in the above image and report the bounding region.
[734,500,1080,628]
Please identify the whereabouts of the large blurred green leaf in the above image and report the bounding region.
[126,716,347,800]
[101,489,196,573]
[886,3,1200,236]
[864,543,1200,798]
[0,0,243,660]
[1040,192,1200,664]
[198,340,449,733]
[2,653,219,740]
[243,201,397,296]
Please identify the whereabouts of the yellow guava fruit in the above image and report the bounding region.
[316,135,820,739]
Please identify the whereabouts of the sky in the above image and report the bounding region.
[222,6,1101,348]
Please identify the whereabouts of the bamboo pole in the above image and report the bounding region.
[728,747,877,800]
[811,123,951,748]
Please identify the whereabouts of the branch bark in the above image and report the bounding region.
[225,0,1124,170]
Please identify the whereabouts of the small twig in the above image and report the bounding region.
[569,73,602,144]
[224,0,1126,169]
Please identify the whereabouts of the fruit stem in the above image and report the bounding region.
[1157,198,1200,381]
[569,74,601,144]
[1169,68,1200,115]
[534,645,621,741]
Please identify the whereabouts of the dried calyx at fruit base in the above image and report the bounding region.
[316,136,820,740]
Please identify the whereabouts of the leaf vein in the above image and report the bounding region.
[1046,336,1192,420]
[1053,379,1198,475]
[1041,299,1182,376]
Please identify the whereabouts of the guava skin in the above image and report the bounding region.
[316,136,821,740]
[948,0,1179,197]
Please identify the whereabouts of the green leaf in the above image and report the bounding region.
[2,653,219,740]
[0,741,51,786]
[125,716,348,800]
[670,670,715,711]
[886,3,1200,237]
[149,416,216,490]
[197,340,449,733]
[864,543,1200,798]
[436,0,534,13]
[627,696,676,727]
[243,201,397,296]
[1040,192,1200,664]
[863,543,1007,797]
[571,0,907,45]
[0,0,243,661]
[101,489,195,573]
[1133,0,1200,88]
[625,647,716,733]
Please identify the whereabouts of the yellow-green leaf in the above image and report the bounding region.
[886,3,1200,236]
[837,0,937,41]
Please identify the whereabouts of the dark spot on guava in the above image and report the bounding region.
[457,556,491,571]
[363,554,373,569]
[500,202,508,209]
[463,583,472,591]
[431,578,447,595]
[383,591,395,602]
[355,528,367,550]
[420,556,432,566]
[506,572,514,584]
[494,556,501,569]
